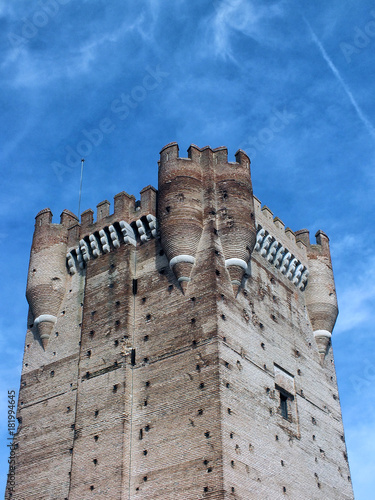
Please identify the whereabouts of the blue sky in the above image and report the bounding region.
[1,1,374,497]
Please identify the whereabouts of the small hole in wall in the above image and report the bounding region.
[231,487,235,493]
[94,435,99,441]
[27,344,30,348]
[207,467,212,473]
[87,350,91,358]
[116,301,120,306]
[259,323,264,329]
[230,432,233,439]
[230,460,234,468]
[275,435,279,441]
[114,340,119,347]
[223,336,227,342]
[61,311,65,315]
[159,249,164,256]
[69,448,73,454]
[200,383,205,389]
[226,383,230,388]
[93,459,98,465]
[142,297,147,303]
[215,250,220,255]
[198,409,203,415]
[168,285,173,292]
[192,340,197,347]
[204,486,208,493]
[297,369,301,375]
[143,450,148,456]
[115,320,120,327]
[283,487,286,493]
[191,296,196,302]
[146,314,151,321]
[165,206,170,213]
[55,332,59,337]
[95,410,99,417]
[144,335,149,342]
[143,476,148,482]
[90,330,95,337]
[113,384,118,393]
[50,370,55,377]
[213,228,218,235]
[90,486,94,491]
[67,406,71,412]
[145,425,150,432]
[215,269,220,276]
[143,357,149,363]
[145,381,150,387]
[191,318,196,324]
[221,314,226,320]
[261,343,265,350]
[204,431,210,438]
[196,364,201,372]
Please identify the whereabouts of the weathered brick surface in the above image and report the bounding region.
[6,144,354,500]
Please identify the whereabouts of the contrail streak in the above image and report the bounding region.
[304,17,375,140]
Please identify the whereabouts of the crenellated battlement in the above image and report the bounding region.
[252,195,310,290]
[159,142,250,169]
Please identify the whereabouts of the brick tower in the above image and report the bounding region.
[7,143,354,499]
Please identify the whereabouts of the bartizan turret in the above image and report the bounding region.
[296,229,338,360]
[215,149,256,295]
[158,143,204,292]
[26,208,77,348]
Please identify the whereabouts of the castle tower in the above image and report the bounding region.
[6,144,354,500]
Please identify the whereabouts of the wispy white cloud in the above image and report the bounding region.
[334,253,375,334]
[304,18,375,141]
[208,0,284,61]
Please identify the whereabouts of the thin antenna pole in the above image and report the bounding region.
[78,158,85,217]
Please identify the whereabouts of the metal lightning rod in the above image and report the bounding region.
[78,158,85,217]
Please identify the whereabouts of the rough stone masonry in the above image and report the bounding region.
[6,143,354,499]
